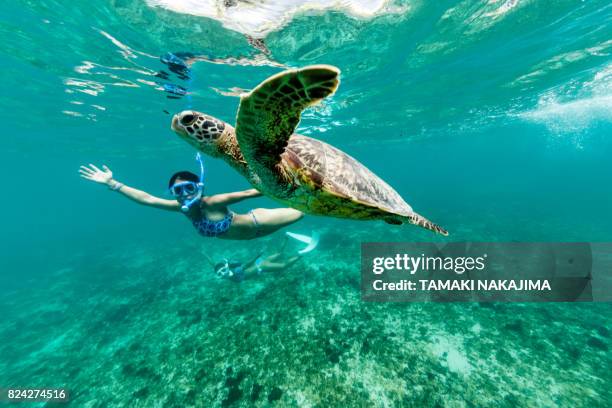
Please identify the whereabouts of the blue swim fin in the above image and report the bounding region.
[286,231,320,254]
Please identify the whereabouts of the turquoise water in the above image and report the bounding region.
[1,0,611,406]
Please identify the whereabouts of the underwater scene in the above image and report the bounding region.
[1,0,611,406]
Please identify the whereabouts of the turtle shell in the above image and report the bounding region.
[277,135,414,219]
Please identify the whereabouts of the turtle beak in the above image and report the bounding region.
[171,114,186,136]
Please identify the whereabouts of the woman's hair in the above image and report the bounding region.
[214,262,226,273]
[168,171,199,188]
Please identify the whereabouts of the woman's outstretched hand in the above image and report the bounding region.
[79,164,114,186]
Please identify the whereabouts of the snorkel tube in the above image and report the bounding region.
[180,153,205,212]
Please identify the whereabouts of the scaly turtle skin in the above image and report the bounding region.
[171,65,448,235]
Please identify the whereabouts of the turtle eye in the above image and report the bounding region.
[180,113,196,126]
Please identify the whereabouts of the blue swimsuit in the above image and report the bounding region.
[193,211,234,237]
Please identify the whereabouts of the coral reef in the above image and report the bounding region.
[0,226,610,407]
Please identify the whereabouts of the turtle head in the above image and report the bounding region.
[171,110,227,156]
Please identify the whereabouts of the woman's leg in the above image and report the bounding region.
[249,208,303,237]
[284,255,302,267]
[260,256,302,273]
[267,253,283,262]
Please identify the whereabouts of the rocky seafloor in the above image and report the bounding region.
[0,224,610,407]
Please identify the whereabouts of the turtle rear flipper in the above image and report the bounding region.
[235,65,340,180]
[386,213,449,236]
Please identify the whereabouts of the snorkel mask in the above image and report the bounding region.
[215,259,245,281]
[216,259,232,278]
[170,153,205,212]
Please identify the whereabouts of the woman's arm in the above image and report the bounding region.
[79,164,179,212]
[207,188,262,206]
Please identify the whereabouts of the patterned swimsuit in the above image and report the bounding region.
[192,210,234,237]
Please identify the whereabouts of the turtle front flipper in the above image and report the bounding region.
[235,65,340,186]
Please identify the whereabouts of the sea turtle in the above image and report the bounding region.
[170,65,448,235]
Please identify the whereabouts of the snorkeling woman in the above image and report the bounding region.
[78,154,303,240]
[206,232,319,282]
